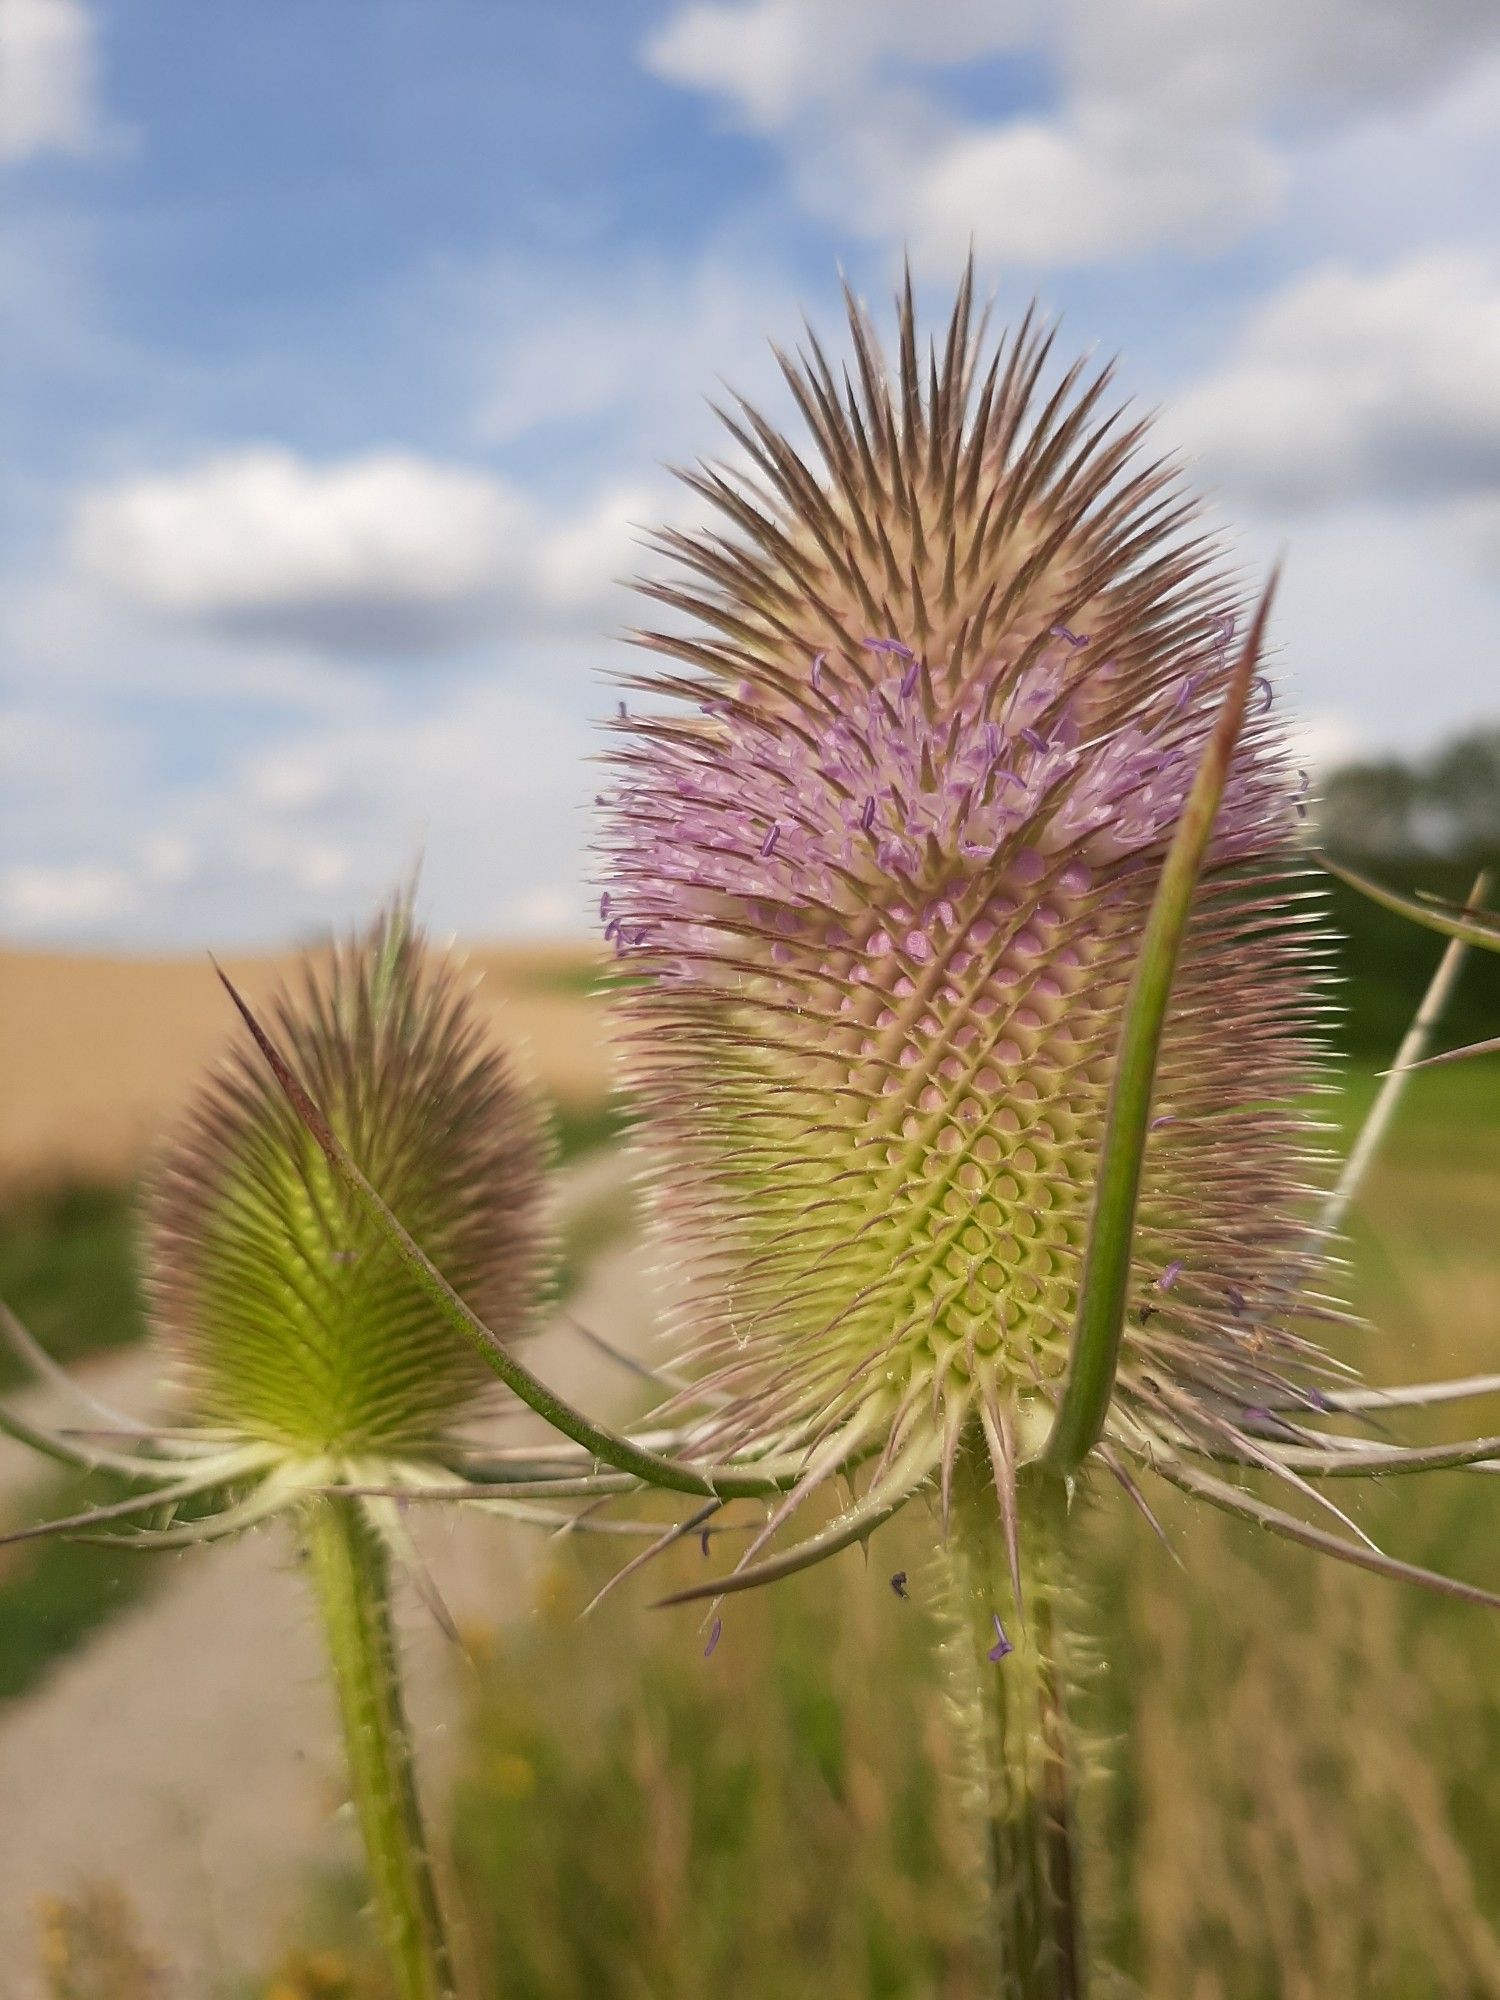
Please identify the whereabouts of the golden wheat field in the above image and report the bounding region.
[0,943,610,1189]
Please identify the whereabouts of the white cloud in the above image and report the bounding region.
[67,449,664,655]
[73,450,526,616]
[1245,505,1500,740]
[1064,0,1497,126]
[896,115,1279,268]
[1,861,134,929]
[647,0,1023,130]
[1171,252,1500,512]
[71,449,531,651]
[644,0,1500,267]
[0,0,100,162]
[139,831,196,886]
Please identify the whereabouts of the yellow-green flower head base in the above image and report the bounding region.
[149,898,552,1457]
[602,272,1334,1490]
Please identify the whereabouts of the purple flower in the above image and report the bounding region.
[987,1615,1014,1663]
[598,279,1332,1491]
[703,1617,723,1658]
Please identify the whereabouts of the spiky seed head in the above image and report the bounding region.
[149,899,552,1455]
[602,271,1334,1487]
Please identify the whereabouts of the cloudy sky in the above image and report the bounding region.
[2,0,1498,949]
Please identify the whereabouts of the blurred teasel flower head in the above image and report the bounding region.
[150,895,552,1456]
[599,266,1358,1544]
[0,895,560,1560]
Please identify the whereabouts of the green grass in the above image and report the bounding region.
[1329,1047,1500,1151]
[550,1095,627,1166]
[0,1181,145,1392]
[1326,854,1500,1060]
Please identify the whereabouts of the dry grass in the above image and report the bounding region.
[0,942,611,1189]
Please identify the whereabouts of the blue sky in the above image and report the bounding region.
[2,0,1498,947]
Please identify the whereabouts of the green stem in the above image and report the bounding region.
[304,1496,457,2000]
[945,1454,1086,1999]
[1043,577,1273,1476]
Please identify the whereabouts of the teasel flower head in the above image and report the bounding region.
[600,269,1500,1607]
[149,894,551,1454]
[0,895,575,1563]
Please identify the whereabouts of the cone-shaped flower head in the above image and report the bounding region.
[150,898,552,1456]
[602,274,1333,1494]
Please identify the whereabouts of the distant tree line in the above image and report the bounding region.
[1313,725,1500,1058]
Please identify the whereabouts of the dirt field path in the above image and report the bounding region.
[0,1152,661,1999]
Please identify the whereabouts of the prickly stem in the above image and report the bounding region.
[942,1449,1086,1998]
[304,1496,457,2000]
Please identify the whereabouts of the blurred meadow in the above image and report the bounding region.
[2,746,1498,1999]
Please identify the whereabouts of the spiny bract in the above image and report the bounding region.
[150,899,552,1454]
[602,269,1335,1501]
